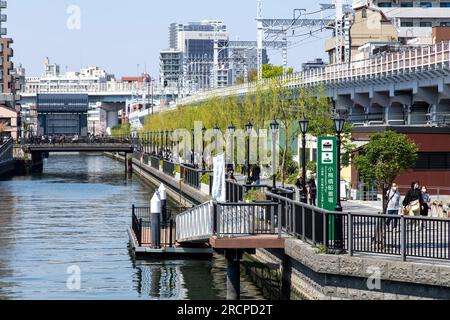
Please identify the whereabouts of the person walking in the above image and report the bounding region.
[385,183,401,231]
[402,181,425,230]
[307,177,317,206]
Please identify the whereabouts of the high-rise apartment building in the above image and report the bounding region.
[161,20,229,90]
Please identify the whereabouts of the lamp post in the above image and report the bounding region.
[270,119,279,190]
[202,126,206,171]
[165,130,169,159]
[228,123,236,172]
[245,122,253,184]
[159,130,163,157]
[299,116,309,204]
[191,128,195,167]
[334,113,346,253]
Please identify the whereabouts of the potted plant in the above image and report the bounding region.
[243,189,267,203]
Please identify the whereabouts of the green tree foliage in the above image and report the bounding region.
[353,131,418,213]
[111,124,131,137]
[235,64,294,84]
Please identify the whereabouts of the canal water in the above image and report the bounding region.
[0,154,264,300]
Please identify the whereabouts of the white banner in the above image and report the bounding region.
[212,154,226,203]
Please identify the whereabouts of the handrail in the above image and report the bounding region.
[176,201,214,242]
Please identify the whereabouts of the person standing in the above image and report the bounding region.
[421,186,431,217]
[386,183,401,231]
[251,164,261,186]
[307,177,317,206]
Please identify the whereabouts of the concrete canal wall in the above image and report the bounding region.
[110,152,450,300]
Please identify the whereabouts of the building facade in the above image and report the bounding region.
[162,20,230,90]
[36,94,89,136]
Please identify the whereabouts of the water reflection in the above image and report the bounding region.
[0,154,265,300]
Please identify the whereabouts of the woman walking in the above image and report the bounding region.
[402,181,425,230]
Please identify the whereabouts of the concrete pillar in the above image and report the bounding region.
[430,104,437,124]
[225,250,242,300]
[151,192,162,249]
[158,184,167,223]
[280,254,292,300]
[405,104,412,125]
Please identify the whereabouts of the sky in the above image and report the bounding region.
[7,0,332,78]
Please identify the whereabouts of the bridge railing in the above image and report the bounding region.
[214,202,281,238]
[176,201,214,243]
[177,41,450,105]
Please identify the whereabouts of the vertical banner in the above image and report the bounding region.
[212,154,226,203]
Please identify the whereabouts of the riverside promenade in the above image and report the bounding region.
[112,150,450,300]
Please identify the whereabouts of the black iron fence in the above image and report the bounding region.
[162,159,175,177]
[181,164,201,189]
[131,206,176,248]
[266,192,450,261]
[150,156,160,170]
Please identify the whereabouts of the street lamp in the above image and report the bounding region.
[245,122,253,184]
[165,130,169,159]
[228,123,236,172]
[191,128,195,167]
[159,130,163,156]
[202,126,207,171]
[333,113,346,253]
[270,119,279,190]
[299,116,309,204]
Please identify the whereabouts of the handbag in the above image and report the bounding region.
[409,200,421,216]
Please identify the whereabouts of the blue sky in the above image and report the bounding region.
[8,0,332,77]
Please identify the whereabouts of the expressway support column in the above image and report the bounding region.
[225,249,243,300]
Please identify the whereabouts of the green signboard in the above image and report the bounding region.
[318,137,338,240]
[318,137,337,211]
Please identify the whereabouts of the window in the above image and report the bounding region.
[440,22,450,27]
[441,2,450,7]
[415,153,450,170]
[400,2,413,7]
[401,21,414,27]
[420,2,432,8]
[362,8,367,19]
[420,21,432,27]
[377,2,393,7]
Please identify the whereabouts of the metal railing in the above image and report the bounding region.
[150,156,160,170]
[25,136,132,145]
[181,164,201,189]
[226,180,273,203]
[177,41,450,106]
[176,201,214,242]
[266,192,450,261]
[175,200,281,243]
[162,159,175,177]
[214,202,281,238]
[132,206,176,248]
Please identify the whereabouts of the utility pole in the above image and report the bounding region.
[256,0,264,81]
[335,0,344,64]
